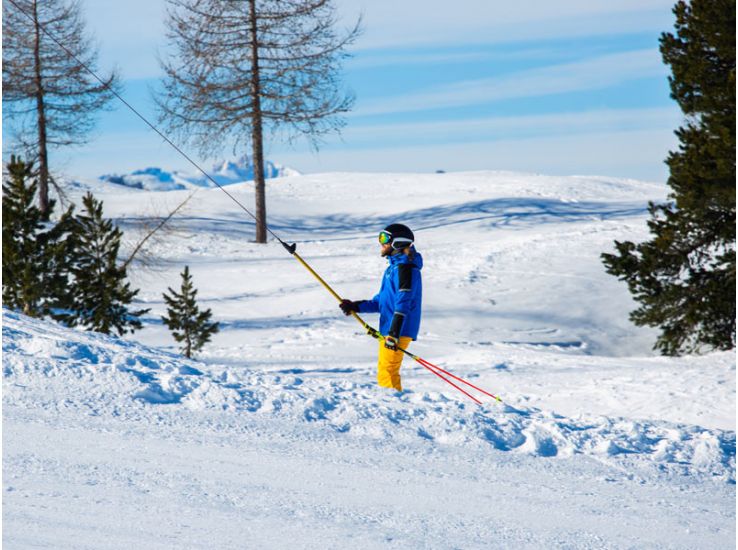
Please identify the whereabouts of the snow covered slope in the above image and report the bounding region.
[4,309,734,475]
[3,170,736,548]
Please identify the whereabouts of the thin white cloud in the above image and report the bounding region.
[273,128,677,182]
[342,107,681,143]
[355,49,668,116]
[348,43,581,69]
[79,0,676,79]
[340,0,674,50]
[349,50,496,69]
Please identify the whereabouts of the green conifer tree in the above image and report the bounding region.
[63,192,149,335]
[2,155,74,317]
[161,266,220,358]
[602,0,735,355]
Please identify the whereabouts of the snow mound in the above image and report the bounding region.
[4,309,734,482]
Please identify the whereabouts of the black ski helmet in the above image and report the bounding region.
[381,223,414,250]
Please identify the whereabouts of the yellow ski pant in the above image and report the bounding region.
[376,336,412,391]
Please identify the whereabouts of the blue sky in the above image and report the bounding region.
[8,0,682,181]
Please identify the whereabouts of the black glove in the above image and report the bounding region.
[384,312,405,350]
[339,299,360,316]
[384,335,399,351]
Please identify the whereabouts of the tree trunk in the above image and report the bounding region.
[32,0,50,218]
[248,0,267,243]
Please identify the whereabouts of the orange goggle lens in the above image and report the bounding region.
[378,231,392,245]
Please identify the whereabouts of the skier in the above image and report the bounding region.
[339,223,423,392]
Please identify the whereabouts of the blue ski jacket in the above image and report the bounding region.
[358,248,423,340]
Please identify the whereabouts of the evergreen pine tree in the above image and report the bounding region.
[2,155,74,317]
[602,0,735,355]
[63,192,149,335]
[161,266,220,358]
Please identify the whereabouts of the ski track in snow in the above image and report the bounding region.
[3,171,736,548]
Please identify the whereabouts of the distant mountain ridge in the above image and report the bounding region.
[99,156,300,191]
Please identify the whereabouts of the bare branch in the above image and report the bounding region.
[121,190,197,271]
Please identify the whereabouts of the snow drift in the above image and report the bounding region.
[4,309,734,481]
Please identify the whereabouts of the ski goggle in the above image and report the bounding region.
[378,230,392,245]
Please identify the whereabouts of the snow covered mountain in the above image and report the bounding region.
[3,170,735,548]
[98,155,300,191]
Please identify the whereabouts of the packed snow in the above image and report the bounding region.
[3,170,735,548]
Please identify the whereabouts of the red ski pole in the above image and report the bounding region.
[411,356,482,405]
[414,356,502,403]
[386,339,501,405]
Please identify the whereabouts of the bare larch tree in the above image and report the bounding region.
[157,0,361,243]
[2,0,120,217]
